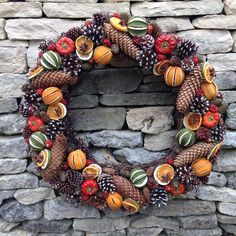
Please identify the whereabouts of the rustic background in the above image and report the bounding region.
[0,0,236,235]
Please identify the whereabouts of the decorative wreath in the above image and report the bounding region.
[19,12,227,213]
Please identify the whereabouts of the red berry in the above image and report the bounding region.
[193,55,198,65]
[84,21,93,27]
[38,51,43,58]
[102,192,109,199]
[56,37,75,55]
[62,162,69,170]
[86,159,94,166]
[103,38,112,48]
[48,43,56,51]
[209,104,219,113]
[45,139,53,148]
[89,57,95,65]
[60,98,68,106]
[166,157,174,165]
[164,185,171,192]
[132,36,141,45]
[113,13,121,19]
[36,88,44,95]
[157,54,166,61]
[147,24,154,35]
[196,88,204,97]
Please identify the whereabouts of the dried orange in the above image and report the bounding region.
[76,36,94,55]
[153,60,170,76]
[122,198,140,213]
[207,142,223,159]
[28,66,44,80]
[183,112,202,131]
[154,164,175,186]
[47,102,67,120]
[82,164,102,179]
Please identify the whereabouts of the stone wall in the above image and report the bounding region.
[0,0,236,235]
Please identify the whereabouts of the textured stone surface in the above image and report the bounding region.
[144,131,176,151]
[27,162,41,177]
[224,0,236,15]
[0,73,26,98]
[207,171,227,187]
[216,71,236,90]
[177,30,233,54]
[217,202,236,216]
[0,159,27,174]
[131,216,179,230]
[193,15,236,29]
[100,93,175,106]
[208,53,236,71]
[214,150,236,172]
[0,190,15,205]
[0,114,25,135]
[0,136,27,159]
[0,217,19,232]
[14,188,55,205]
[71,108,126,131]
[126,107,174,134]
[22,218,72,233]
[0,173,38,190]
[0,18,6,39]
[69,95,98,109]
[141,200,216,217]
[153,17,193,32]
[0,229,37,236]
[131,0,223,16]
[217,213,236,224]
[44,197,100,220]
[178,214,218,229]
[6,19,83,40]
[86,130,143,148]
[43,3,129,18]
[0,97,18,114]
[233,31,236,52]
[73,216,130,233]
[0,40,28,47]
[0,200,42,223]
[0,2,42,17]
[226,103,236,129]
[0,47,26,73]
[166,227,222,236]
[113,147,167,164]
[86,230,126,236]
[90,148,119,165]
[27,40,40,68]
[223,131,236,148]
[227,172,236,190]
[220,224,236,235]
[127,227,163,236]
[224,91,236,103]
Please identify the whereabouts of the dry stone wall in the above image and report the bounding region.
[0,0,236,235]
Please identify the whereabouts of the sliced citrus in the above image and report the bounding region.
[76,36,94,55]
[37,149,51,169]
[207,142,223,159]
[122,198,140,213]
[202,62,215,83]
[183,112,202,131]
[82,164,102,179]
[47,102,67,120]
[153,60,170,76]
[28,66,44,80]
[154,164,175,186]
[76,49,93,61]
[110,17,128,32]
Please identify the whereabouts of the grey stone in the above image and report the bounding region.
[207,171,227,187]
[197,185,236,203]
[100,93,175,106]
[87,130,143,148]
[0,47,27,73]
[131,0,223,16]
[44,197,100,220]
[0,173,38,190]
[137,81,172,93]
[0,136,28,159]
[0,159,27,174]
[22,218,72,233]
[216,71,236,90]
[178,214,218,229]
[86,230,126,236]
[144,131,177,151]
[113,147,167,164]
[69,95,98,109]
[131,216,179,230]
[27,162,41,177]
[224,0,236,15]
[214,150,236,172]
[0,217,19,232]
[217,202,236,216]
[6,19,83,40]
[43,2,129,18]
[14,187,55,205]
[193,15,236,29]
[0,73,26,98]
[232,31,236,52]
[223,91,236,103]
[227,172,236,190]
[73,216,130,233]
[127,227,163,236]
[0,114,25,135]
[177,30,233,54]
[27,0,97,2]
[126,107,174,134]
[217,213,236,224]
[223,131,236,149]
[103,208,135,219]
[141,200,216,217]
[226,103,236,129]
[0,229,37,236]
[27,41,40,68]
[0,97,18,114]
[39,179,51,188]
[0,200,43,222]
[208,53,236,71]
[0,190,15,205]
[71,108,126,131]
[0,2,42,17]
[153,17,193,32]
[220,224,236,235]
[166,227,222,236]
[0,40,28,47]
[0,18,6,39]
[175,189,197,200]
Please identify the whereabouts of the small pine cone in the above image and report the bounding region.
[196,127,211,142]
[190,96,210,115]
[62,27,82,41]
[40,111,51,123]
[24,89,42,107]
[147,176,159,190]
[210,124,226,142]
[176,39,198,60]
[62,54,82,77]
[31,71,77,89]
[174,142,216,167]
[66,169,84,187]
[181,57,195,72]
[136,49,157,70]
[150,188,168,207]
[142,187,151,204]
[176,75,201,113]
[19,97,30,118]
[39,39,54,52]
[139,35,155,50]
[93,12,108,26]
[199,175,209,185]
[22,125,32,142]
[152,22,162,38]
[98,175,116,193]
[45,120,67,140]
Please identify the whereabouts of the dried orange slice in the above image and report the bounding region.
[82,164,102,179]
[122,198,140,213]
[28,66,44,80]
[202,62,215,83]
[154,164,175,186]
[153,60,171,76]
[76,36,94,55]
[47,102,67,120]
[207,142,223,159]
[183,112,202,131]
[110,17,128,32]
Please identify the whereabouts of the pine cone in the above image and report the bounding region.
[62,27,82,41]
[112,175,145,206]
[190,96,210,115]
[62,54,82,77]
[210,124,226,142]
[176,74,201,113]
[31,71,77,89]
[104,23,141,60]
[136,49,157,70]
[174,142,216,167]
[40,134,67,182]
[98,175,116,193]
[176,39,198,60]
[190,63,203,81]
[22,125,32,142]
[150,188,168,207]
[181,57,195,72]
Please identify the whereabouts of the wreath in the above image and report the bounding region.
[19,12,227,213]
